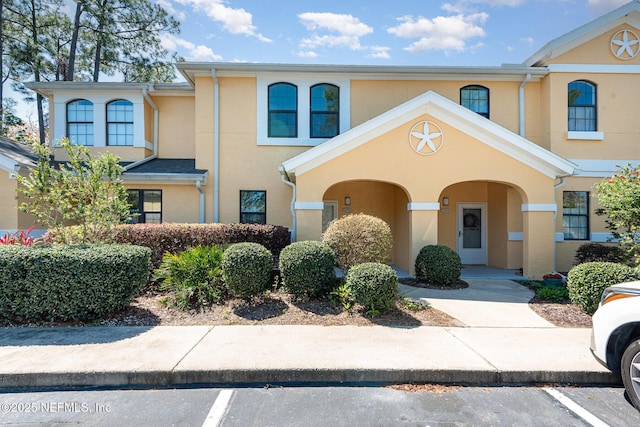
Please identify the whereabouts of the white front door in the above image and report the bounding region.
[457,203,487,265]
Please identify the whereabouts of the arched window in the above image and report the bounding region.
[460,85,489,119]
[268,83,297,137]
[568,80,596,132]
[66,99,94,146]
[310,83,339,138]
[107,99,134,146]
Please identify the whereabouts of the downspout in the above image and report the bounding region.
[553,177,567,272]
[278,166,297,242]
[519,73,531,137]
[212,69,220,223]
[196,180,205,223]
[124,86,158,171]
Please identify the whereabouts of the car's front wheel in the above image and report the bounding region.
[622,339,640,411]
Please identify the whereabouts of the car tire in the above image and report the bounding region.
[621,339,640,411]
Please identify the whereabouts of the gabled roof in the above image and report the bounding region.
[281,91,577,180]
[0,137,38,173]
[525,0,640,66]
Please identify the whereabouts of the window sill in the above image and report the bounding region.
[257,137,328,147]
[567,131,604,141]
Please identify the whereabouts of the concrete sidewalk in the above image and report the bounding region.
[0,278,617,390]
[0,324,615,389]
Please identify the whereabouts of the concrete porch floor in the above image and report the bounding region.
[390,265,526,281]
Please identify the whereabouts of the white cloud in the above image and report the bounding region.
[174,0,271,42]
[587,0,629,15]
[388,13,488,54]
[368,46,391,59]
[156,0,186,20]
[298,12,373,50]
[161,34,222,61]
[297,50,319,58]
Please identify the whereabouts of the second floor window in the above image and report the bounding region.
[568,80,596,132]
[107,100,134,146]
[310,83,339,138]
[268,83,297,138]
[67,99,94,146]
[460,85,489,119]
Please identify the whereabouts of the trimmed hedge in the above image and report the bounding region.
[567,262,639,315]
[322,214,392,270]
[43,223,290,270]
[222,242,273,298]
[0,244,150,322]
[574,243,629,265]
[415,245,462,286]
[279,241,336,298]
[345,262,398,314]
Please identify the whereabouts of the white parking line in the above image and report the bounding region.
[202,389,234,427]
[544,387,609,427]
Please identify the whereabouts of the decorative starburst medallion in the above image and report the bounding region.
[611,29,640,60]
[409,121,444,156]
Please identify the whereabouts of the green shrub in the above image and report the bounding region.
[415,245,462,286]
[222,242,273,298]
[567,262,639,315]
[322,214,392,270]
[0,244,150,322]
[153,245,225,309]
[345,262,398,315]
[278,241,336,298]
[574,242,629,265]
[536,285,569,303]
[43,223,290,270]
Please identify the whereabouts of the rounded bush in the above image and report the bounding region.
[345,262,398,313]
[222,242,273,298]
[278,241,336,298]
[574,243,629,265]
[322,214,392,270]
[567,262,639,315]
[415,245,462,286]
[0,244,150,322]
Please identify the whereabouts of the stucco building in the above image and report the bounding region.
[7,1,640,278]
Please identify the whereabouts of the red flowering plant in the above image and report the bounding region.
[0,226,35,246]
[543,273,563,280]
[595,163,640,263]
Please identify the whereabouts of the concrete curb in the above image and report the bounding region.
[0,368,620,390]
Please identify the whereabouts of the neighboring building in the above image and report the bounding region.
[10,1,640,278]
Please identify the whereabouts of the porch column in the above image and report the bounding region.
[522,204,556,279]
[295,202,323,242]
[408,203,440,276]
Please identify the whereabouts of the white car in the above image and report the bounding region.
[591,280,640,411]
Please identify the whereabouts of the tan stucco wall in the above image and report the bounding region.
[154,95,195,158]
[554,24,640,65]
[350,80,523,136]
[0,170,18,230]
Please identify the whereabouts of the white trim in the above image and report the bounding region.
[549,64,640,73]
[567,131,604,141]
[521,204,557,212]
[407,202,440,211]
[256,74,350,147]
[294,201,324,210]
[0,155,18,173]
[569,159,640,177]
[508,232,523,241]
[555,232,565,242]
[590,232,619,243]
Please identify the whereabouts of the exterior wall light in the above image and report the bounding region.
[442,197,449,206]
[344,196,351,206]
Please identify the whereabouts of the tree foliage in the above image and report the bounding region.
[594,163,640,263]
[13,137,131,243]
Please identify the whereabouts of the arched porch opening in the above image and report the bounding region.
[438,181,525,270]
[323,180,411,271]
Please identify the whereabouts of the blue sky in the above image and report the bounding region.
[158,0,631,67]
[9,0,634,121]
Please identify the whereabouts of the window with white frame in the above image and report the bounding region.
[310,83,339,138]
[107,100,134,146]
[67,99,94,146]
[268,83,297,138]
[568,81,597,132]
